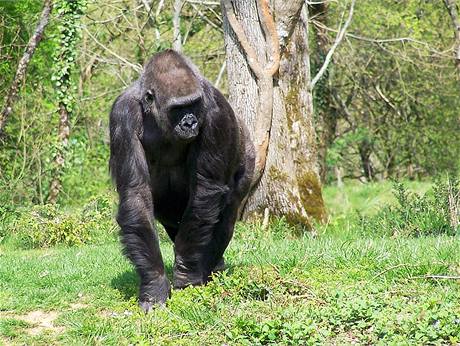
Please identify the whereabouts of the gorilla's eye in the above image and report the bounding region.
[145,90,154,103]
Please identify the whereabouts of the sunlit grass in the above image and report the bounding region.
[1,180,459,345]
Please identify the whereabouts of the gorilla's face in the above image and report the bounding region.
[143,88,202,141]
[141,53,204,142]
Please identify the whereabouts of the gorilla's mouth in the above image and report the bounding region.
[174,113,199,140]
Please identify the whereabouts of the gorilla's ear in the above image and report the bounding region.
[144,89,155,104]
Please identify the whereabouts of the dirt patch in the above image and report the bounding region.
[1,310,64,336]
[69,302,88,310]
[20,310,64,336]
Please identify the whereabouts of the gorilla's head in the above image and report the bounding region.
[141,50,204,141]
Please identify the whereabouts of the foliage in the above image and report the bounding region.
[360,177,460,237]
[9,194,116,248]
[320,0,460,181]
[51,0,86,114]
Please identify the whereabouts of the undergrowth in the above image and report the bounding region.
[360,177,459,237]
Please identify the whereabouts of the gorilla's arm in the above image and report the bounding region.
[173,87,243,287]
[109,86,170,308]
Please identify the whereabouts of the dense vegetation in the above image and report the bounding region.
[1,0,459,344]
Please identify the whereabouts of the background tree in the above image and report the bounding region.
[222,0,327,228]
[444,0,460,76]
[0,0,53,135]
[48,0,86,203]
[324,0,460,182]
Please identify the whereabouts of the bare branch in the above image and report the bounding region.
[311,0,355,89]
[173,0,183,51]
[186,0,220,5]
[156,0,166,17]
[140,0,152,12]
[83,27,142,72]
[0,0,53,134]
[188,3,222,31]
[214,61,226,87]
[313,19,451,58]
[444,0,460,74]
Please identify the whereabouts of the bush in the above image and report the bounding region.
[10,195,117,248]
[0,203,20,243]
[361,177,459,237]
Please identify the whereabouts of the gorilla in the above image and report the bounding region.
[109,49,255,312]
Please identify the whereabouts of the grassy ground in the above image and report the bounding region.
[1,181,460,345]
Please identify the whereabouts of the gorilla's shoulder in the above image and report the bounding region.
[118,80,142,103]
[110,80,143,126]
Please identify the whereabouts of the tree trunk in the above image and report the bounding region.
[47,103,70,204]
[359,139,374,181]
[222,1,326,228]
[0,0,53,135]
[47,0,85,204]
[444,0,460,77]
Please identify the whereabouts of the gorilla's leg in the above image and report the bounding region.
[173,196,240,288]
[118,190,170,312]
[173,163,253,288]
[213,257,226,273]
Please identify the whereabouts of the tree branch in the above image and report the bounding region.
[222,0,265,79]
[214,61,226,87]
[444,0,460,73]
[311,0,355,89]
[256,0,280,76]
[173,0,183,51]
[83,27,142,72]
[0,0,53,134]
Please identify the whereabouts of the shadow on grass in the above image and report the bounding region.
[111,263,174,300]
[111,270,138,300]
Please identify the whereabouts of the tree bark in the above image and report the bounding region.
[0,0,53,135]
[47,103,70,204]
[444,0,460,77]
[359,139,374,181]
[222,1,326,228]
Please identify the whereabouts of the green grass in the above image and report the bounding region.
[323,179,432,216]
[1,181,460,345]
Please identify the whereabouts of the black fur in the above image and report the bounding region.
[109,50,255,312]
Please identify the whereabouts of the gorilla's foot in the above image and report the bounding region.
[172,256,205,289]
[172,269,204,289]
[172,259,226,288]
[138,275,171,313]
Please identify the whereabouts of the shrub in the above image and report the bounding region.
[11,195,117,248]
[0,203,20,243]
[361,177,459,237]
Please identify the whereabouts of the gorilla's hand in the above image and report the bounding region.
[139,275,171,313]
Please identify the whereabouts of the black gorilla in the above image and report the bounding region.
[109,50,255,312]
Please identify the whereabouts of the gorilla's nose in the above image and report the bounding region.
[182,113,197,129]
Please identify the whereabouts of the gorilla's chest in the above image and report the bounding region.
[150,163,190,227]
